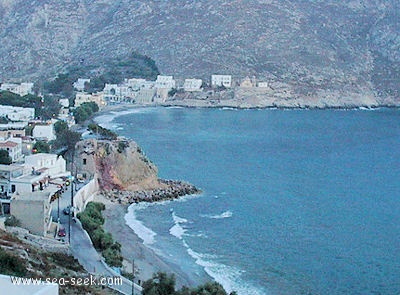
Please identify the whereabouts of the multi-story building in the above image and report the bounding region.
[0,83,34,96]
[11,184,61,236]
[74,92,106,109]
[155,75,176,91]
[211,75,232,88]
[0,106,35,122]
[24,153,67,179]
[0,123,26,139]
[0,137,23,162]
[183,79,203,92]
[32,124,56,141]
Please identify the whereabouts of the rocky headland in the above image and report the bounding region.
[75,138,201,204]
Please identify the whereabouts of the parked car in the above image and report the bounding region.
[58,228,66,237]
[63,206,71,215]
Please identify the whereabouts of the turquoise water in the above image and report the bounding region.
[96,107,400,295]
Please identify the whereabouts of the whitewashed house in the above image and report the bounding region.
[0,137,23,162]
[0,83,34,96]
[258,82,269,88]
[155,75,176,91]
[211,75,232,88]
[74,92,106,108]
[32,124,56,141]
[24,153,67,179]
[0,105,35,122]
[184,79,203,92]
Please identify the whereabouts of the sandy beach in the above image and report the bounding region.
[99,194,204,288]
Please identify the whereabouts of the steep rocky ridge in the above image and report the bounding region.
[0,0,399,104]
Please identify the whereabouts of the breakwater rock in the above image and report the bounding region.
[103,179,201,205]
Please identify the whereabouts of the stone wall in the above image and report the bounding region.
[73,176,100,215]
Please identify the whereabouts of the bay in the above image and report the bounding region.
[97,107,400,295]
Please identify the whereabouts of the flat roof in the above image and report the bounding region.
[13,184,60,202]
[0,141,18,148]
[0,164,24,172]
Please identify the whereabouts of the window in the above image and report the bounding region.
[83,159,87,165]
[11,185,16,193]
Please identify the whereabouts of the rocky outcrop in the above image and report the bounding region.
[75,139,201,202]
[103,180,201,205]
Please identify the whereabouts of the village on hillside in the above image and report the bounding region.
[0,73,277,242]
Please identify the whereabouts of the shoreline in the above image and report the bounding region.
[100,194,210,289]
[96,101,399,116]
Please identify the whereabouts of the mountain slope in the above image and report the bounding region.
[0,0,399,103]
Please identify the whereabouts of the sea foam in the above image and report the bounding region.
[200,210,233,219]
[168,212,265,295]
[169,212,188,240]
[125,203,157,245]
[182,240,266,295]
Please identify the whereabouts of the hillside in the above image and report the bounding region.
[0,0,399,104]
[0,229,116,294]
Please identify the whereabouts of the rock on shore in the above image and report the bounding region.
[103,180,201,205]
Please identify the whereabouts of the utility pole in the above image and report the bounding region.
[132,258,135,295]
[68,150,74,245]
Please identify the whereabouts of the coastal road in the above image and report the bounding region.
[52,184,142,294]
[70,216,143,294]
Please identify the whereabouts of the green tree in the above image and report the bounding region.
[52,129,81,153]
[142,272,176,295]
[33,141,50,153]
[0,150,12,164]
[54,120,69,135]
[102,242,123,267]
[191,282,228,295]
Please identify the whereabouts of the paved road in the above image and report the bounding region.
[52,183,142,294]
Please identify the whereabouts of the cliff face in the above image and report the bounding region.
[76,139,160,191]
[1,0,400,104]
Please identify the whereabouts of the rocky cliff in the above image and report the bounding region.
[76,139,200,200]
[76,139,160,191]
[1,1,399,105]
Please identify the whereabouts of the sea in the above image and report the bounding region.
[95,107,400,295]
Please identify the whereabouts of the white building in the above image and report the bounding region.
[211,75,232,88]
[155,75,176,91]
[0,105,35,122]
[258,82,269,88]
[24,153,67,179]
[59,98,69,108]
[73,78,90,92]
[0,122,26,139]
[183,79,203,92]
[75,92,106,108]
[32,124,56,141]
[0,83,34,96]
[0,137,23,162]
[126,78,147,90]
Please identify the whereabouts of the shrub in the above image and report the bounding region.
[78,202,123,268]
[33,141,50,153]
[117,141,129,153]
[77,212,100,233]
[0,248,27,277]
[0,150,12,165]
[102,244,123,267]
[4,215,20,227]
